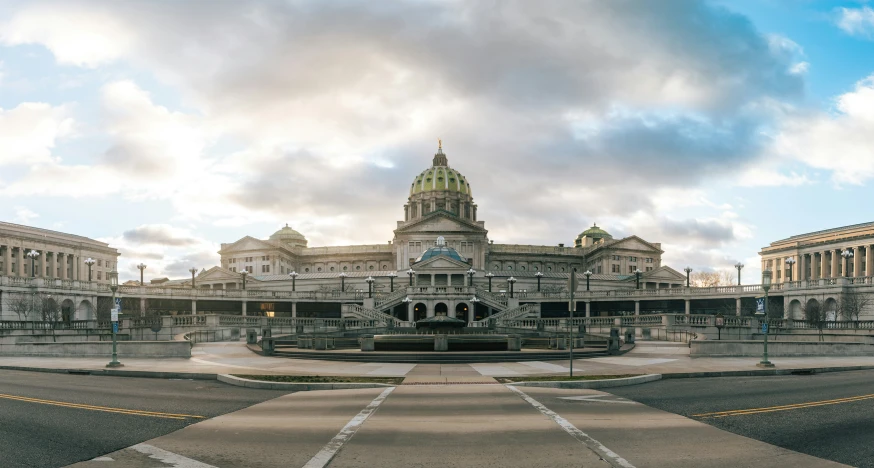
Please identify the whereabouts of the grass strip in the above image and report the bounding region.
[233,375,404,385]
[495,374,639,383]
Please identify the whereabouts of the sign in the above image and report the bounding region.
[114,297,122,309]
[112,322,119,334]
[756,297,765,314]
[761,323,769,334]
[111,307,119,322]
[715,314,725,328]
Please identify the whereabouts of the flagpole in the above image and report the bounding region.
[569,268,576,377]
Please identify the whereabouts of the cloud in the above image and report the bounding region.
[122,224,201,247]
[161,251,221,278]
[837,6,874,38]
[13,206,38,224]
[774,74,874,185]
[0,102,74,166]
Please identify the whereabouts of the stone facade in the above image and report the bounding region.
[0,221,119,284]
[760,221,874,283]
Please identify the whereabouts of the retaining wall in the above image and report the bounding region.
[0,341,191,358]
[691,340,874,357]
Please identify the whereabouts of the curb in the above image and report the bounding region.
[659,365,874,379]
[506,373,662,389]
[0,365,218,381]
[217,374,395,391]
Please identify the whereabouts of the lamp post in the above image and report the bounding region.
[106,269,122,368]
[137,263,147,286]
[407,268,415,287]
[486,272,494,292]
[684,267,692,287]
[535,271,543,292]
[467,268,476,288]
[735,262,744,285]
[756,269,774,368]
[26,250,39,278]
[289,271,298,292]
[402,296,412,321]
[84,257,95,282]
[365,276,375,298]
[507,276,517,298]
[785,257,796,282]
[841,249,854,277]
[634,269,642,290]
[470,296,479,321]
[189,267,197,289]
[388,272,397,292]
[241,270,248,290]
[583,270,592,291]
[339,272,347,292]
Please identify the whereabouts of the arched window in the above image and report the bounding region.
[317,267,322,272]
[330,267,335,272]
[369,265,374,270]
[507,266,513,270]
[356,266,360,270]
[343,266,348,271]
[305,268,310,272]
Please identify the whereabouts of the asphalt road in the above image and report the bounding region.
[0,369,290,468]
[610,369,874,468]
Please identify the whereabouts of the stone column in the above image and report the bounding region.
[634,301,640,316]
[140,297,146,317]
[17,247,24,277]
[811,253,818,279]
[191,300,197,315]
[684,299,691,315]
[853,247,863,277]
[831,250,839,278]
[867,245,874,278]
[291,302,297,318]
[60,253,68,279]
[821,251,829,278]
[242,301,247,316]
[736,297,742,316]
[39,251,46,278]
[3,245,11,276]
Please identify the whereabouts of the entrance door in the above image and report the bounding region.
[455,303,469,322]
[414,303,428,321]
[435,302,448,316]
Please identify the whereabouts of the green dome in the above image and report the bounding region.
[409,147,472,196]
[575,223,612,248]
[269,224,307,247]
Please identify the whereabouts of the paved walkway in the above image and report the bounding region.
[1,341,873,378]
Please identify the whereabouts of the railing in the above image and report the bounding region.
[342,304,401,325]
[474,287,509,308]
[374,288,407,309]
[485,303,536,322]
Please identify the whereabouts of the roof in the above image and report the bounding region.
[415,246,466,263]
[0,221,116,250]
[771,221,874,244]
[409,148,472,196]
[577,223,612,239]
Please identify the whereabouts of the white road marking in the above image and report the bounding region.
[558,395,637,404]
[130,443,217,468]
[470,364,520,376]
[507,386,636,468]
[302,387,396,468]
[518,361,569,372]
[366,363,417,376]
[189,357,271,371]
[91,456,114,461]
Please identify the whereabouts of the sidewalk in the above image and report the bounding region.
[2,341,874,379]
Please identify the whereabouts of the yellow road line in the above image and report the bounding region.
[0,393,205,420]
[694,393,874,418]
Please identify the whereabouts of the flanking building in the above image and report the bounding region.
[760,222,874,283]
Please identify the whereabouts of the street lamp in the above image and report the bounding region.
[684,267,692,287]
[785,257,796,282]
[841,249,854,277]
[634,269,642,290]
[26,250,39,278]
[241,270,248,290]
[365,276,375,298]
[189,267,197,289]
[535,271,543,292]
[388,271,397,292]
[402,296,412,322]
[583,270,592,291]
[470,296,479,320]
[735,262,744,285]
[507,276,517,298]
[137,263,147,286]
[289,270,298,292]
[106,269,122,368]
[406,268,415,286]
[756,269,774,368]
[84,257,96,282]
[467,268,476,287]
[339,271,348,291]
[486,271,494,292]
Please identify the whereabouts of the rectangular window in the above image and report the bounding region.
[247,266,254,273]
[597,265,603,274]
[98,259,103,267]
[262,265,270,273]
[97,271,102,280]
[611,264,620,273]
[646,267,653,272]
[629,266,635,273]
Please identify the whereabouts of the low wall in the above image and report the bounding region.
[0,341,191,358]
[691,340,874,357]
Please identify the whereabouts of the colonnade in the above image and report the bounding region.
[0,245,86,280]
[767,245,874,283]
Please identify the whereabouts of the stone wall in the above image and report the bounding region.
[691,340,874,357]
[0,341,191,358]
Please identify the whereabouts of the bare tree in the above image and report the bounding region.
[802,300,827,342]
[39,294,63,327]
[691,271,737,287]
[839,289,872,324]
[6,292,36,322]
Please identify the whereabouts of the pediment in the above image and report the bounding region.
[198,266,245,281]
[219,236,277,253]
[606,236,662,253]
[413,255,471,270]
[395,211,486,235]
[641,266,685,281]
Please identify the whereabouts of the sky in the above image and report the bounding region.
[1,0,874,282]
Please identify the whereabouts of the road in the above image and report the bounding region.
[0,369,289,468]
[611,369,874,468]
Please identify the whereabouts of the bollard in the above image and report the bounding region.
[246,329,258,345]
[434,334,448,351]
[262,328,272,340]
[360,336,375,352]
[609,327,620,354]
[624,329,636,344]
[261,337,275,356]
[314,336,328,350]
[507,335,521,351]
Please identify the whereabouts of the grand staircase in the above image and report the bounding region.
[342,304,405,326]
[474,287,508,311]
[374,289,408,312]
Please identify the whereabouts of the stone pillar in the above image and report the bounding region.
[585,301,591,318]
[867,245,874,278]
[799,254,806,281]
[684,299,691,315]
[810,253,818,280]
[242,301,247,316]
[736,297,742,317]
[39,251,46,278]
[292,302,297,318]
[821,251,829,278]
[831,250,839,278]
[634,301,640,316]
[3,245,11,276]
[60,253,68,279]
[17,247,24,277]
[191,300,197,315]
[430,274,435,287]
[853,247,863,277]
[139,297,146,317]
